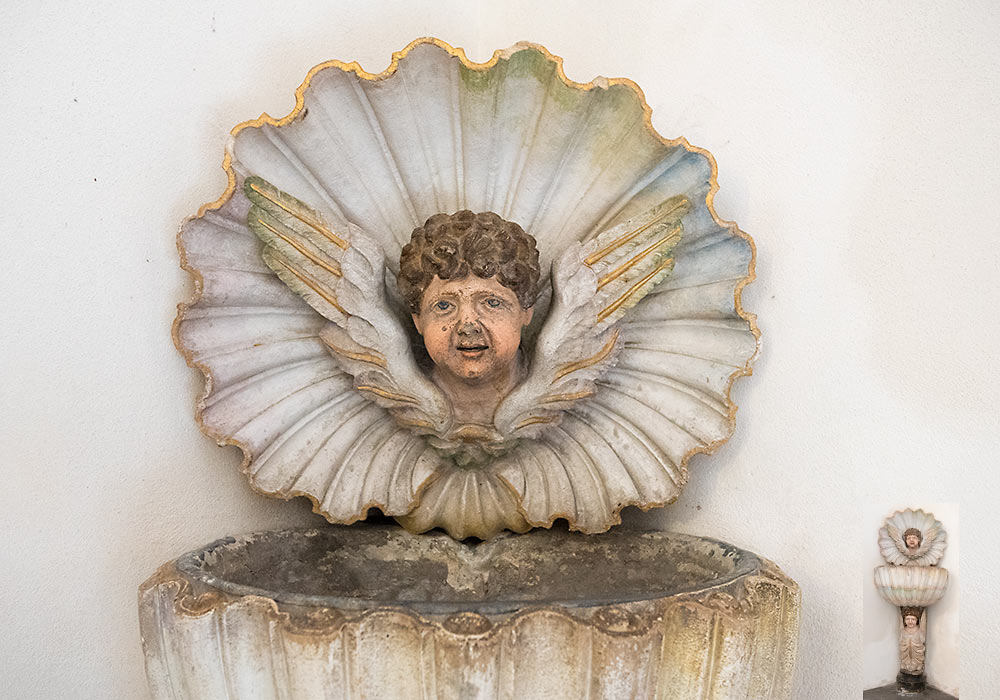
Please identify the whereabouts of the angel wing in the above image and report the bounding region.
[914,523,939,558]
[886,522,906,553]
[244,176,452,436]
[494,195,692,438]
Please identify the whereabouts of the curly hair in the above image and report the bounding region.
[398,210,540,313]
[901,606,923,621]
[903,528,922,545]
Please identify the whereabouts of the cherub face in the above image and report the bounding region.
[904,614,918,628]
[412,275,533,386]
[905,533,920,550]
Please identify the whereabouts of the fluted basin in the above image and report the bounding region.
[139,526,799,699]
[874,565,949,606]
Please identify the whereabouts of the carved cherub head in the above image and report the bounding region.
[398,211,540,397]
[246,173,691,534]
[901,606,922,628]
[903,528,922,551]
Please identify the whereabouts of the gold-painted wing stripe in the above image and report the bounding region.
[596,224,681,290]
[540,389,595,404]
[597,259,673,323]
[322,338,387,368]
[274,259,348,317]
[553,329,620,381]
[355,384,420,405]
[515,415,560,431]
[256,219,342,277]
[451,424,496,443]
[248,181,349,250]
[584,195,690,267]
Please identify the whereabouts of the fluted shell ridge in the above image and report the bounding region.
[873,565,949,607]
[139,529,800,699]
[175,38,759,537]
[878,508,947,567]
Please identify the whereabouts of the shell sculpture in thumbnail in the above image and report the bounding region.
[878,508,947,567]
[873,508,949,687]
[873,565,949,607]
[174,39,759,539]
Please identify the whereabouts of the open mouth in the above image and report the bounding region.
[456,344,489,356]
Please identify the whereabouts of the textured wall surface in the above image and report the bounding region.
[2,2,997,698]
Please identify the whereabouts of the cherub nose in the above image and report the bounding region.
[457,320,482,336]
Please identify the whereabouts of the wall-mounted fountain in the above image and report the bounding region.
[874,509,949,694]
[138,38,800,699]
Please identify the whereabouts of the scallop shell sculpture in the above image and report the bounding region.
[878,508,947,567]
[175,39,759,539]
[873,565,949,607]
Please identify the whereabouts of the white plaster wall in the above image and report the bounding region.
[2,1,997,698]
[863,504,960,694]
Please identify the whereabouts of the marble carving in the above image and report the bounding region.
[142,39,799,700]
[175,39,759,540]
[878,508,947,567]
[898,608,926,675]
[140,527,800,700]
[873,508,949,691]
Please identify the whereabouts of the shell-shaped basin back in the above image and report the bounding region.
[878,508,948,567]
[174,39,759,539]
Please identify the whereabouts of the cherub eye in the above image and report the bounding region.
[433,300,453,312]
[485,298,502,308]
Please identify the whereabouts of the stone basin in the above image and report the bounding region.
[873,565,949,607]
[139,526,799,699]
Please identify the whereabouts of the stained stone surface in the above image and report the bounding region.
[145,37,795,700]
[140,525,800,699]
[177,525,750,612]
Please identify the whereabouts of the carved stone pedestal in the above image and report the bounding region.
[897,671,926,694]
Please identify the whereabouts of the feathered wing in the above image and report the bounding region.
[492,196,694,533]
[878,523,909,566]
[245,176,452,436]
[887,523,905,551]
[914,523,940,558]
[495,195,691,437]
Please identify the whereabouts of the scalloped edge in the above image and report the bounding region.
[172,37,761,532]
[878,508,948,567]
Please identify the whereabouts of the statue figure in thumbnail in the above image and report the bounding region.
[898,607,926,675]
